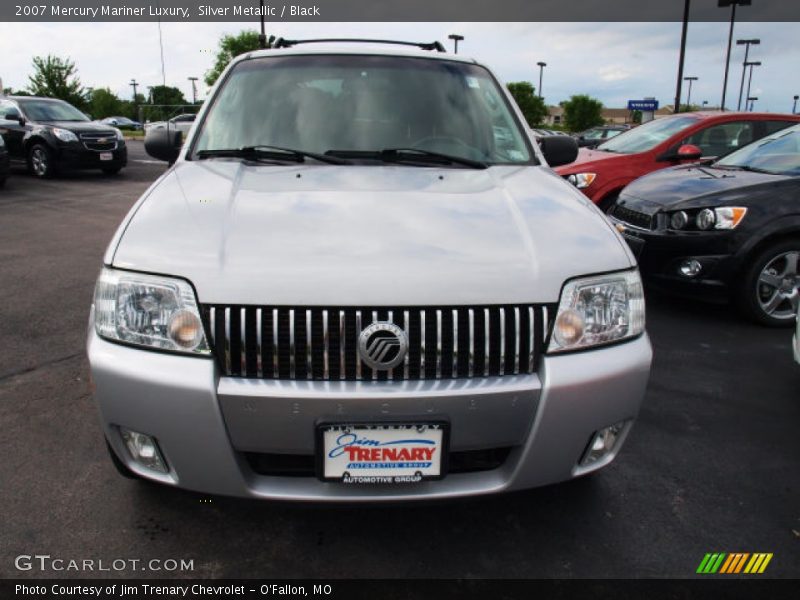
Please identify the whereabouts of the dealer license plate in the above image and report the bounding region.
[99,152,113,161]
[319,423,446,484]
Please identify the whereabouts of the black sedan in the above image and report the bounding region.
[0,133,8,187]
[609,123,800,326]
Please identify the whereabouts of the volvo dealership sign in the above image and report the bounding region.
[628,100,660,111]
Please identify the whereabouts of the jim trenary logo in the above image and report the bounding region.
[696,552,773,574]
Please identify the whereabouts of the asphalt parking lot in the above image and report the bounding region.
[1,141,798,579]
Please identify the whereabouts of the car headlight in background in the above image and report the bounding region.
[548,269,645,353]
[566,173,597,189]
[52,127,78,143]
[93,268,210,355]
[667,206,747,231]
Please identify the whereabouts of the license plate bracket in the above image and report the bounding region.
[316,421,449,484]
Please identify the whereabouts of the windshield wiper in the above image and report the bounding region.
[196,145,349,165]
[716,164,777,175]
[326,148,487,169]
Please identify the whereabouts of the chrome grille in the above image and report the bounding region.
[79,131,117,151]
[202,305,550,381]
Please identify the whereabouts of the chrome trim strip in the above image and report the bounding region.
[499,307,506,375]
[209,307,215,344]
[256,308,262,378]
[452,308,458,377]
[306,309,312,380]
[529,306,535,373]
[514,306,520,375]
[339,310,345,381]
[322,309,329,379]
[371,310,378,381]
[436,309,442,380]
[484,308,490,375]
[403,310,410,380]
[355,310,362,380]
[468,308,474,378]
[289,309,295,379]
[224,307,231,374]
[240,307,247,376]
[272,308,278,378]
[420,310,426,377]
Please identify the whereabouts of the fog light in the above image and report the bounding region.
[120,428,168,473]
[580,421,626,467]
[679,259,703,277]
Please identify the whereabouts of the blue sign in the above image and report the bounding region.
[628,100,659,111]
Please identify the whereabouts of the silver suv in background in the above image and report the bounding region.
[89,40,652,501]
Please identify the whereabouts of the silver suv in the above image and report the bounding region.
[89,40,652,501]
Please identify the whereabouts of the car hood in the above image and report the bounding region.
[42,121,118,133]
[110,162,632,305]
[554,147,628,174]
[618,164,794,214]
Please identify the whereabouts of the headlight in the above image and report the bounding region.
[548,270,645,353]
[113,127,124,140]
[566,173,597,189]
[696,208,716,230]
[713,206,747,229]
[93,268,210,355]
[52,127,78,143]
[670,211,688,230]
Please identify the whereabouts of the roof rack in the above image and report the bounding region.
[271,38,447,53]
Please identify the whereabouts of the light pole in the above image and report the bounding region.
[684,76,698,108]
[537,61,547,99]
[258,0,267,48]
[718,1,751,110]
[736,38,760,110]
[744,61,761,107]
[747,96,758,111]
[674,0,691,113]
[188,76,198,104]
[448,34,464,54]
[147,86,154,104]
[793,95,799,114]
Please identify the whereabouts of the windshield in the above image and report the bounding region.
[193,54,533,165]
[716,125,800,176]
[597,115,699,154]
[17,99,88,122]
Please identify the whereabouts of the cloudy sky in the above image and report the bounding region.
[0,21,796,112]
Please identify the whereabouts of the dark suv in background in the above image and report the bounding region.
[0,132,8,187]
[0,96,127,177]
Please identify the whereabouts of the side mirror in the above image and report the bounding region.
[5,110,23,125]
[145,128,182,164]
[676,144,703,160]
[539,135,579,167]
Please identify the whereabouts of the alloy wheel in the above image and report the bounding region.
[31,147,48,177]
[756,251,800,320]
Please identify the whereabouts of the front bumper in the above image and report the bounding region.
[54,142,127,171]
[609,216,739,302]
[88,328,652,501]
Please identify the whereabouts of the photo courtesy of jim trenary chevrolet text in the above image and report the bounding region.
[1,0,799,598]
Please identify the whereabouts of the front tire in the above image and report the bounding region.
[27,143,56,178]
[737,240,800,327]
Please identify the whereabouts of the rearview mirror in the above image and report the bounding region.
[145,128,182,164]
[539,135,579,167]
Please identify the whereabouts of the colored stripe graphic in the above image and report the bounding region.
[698,552,773,574]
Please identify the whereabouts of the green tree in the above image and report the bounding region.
[506,81,548,127]
[562,94,605,132]
[150,85,187,106]
[89,87,124,119]
[27,55,88,110]
[205,30,262,87]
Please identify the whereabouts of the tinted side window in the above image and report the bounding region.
[684,121,755,158]
[764,120,797,135]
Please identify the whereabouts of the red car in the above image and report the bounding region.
[556,111,800,209]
